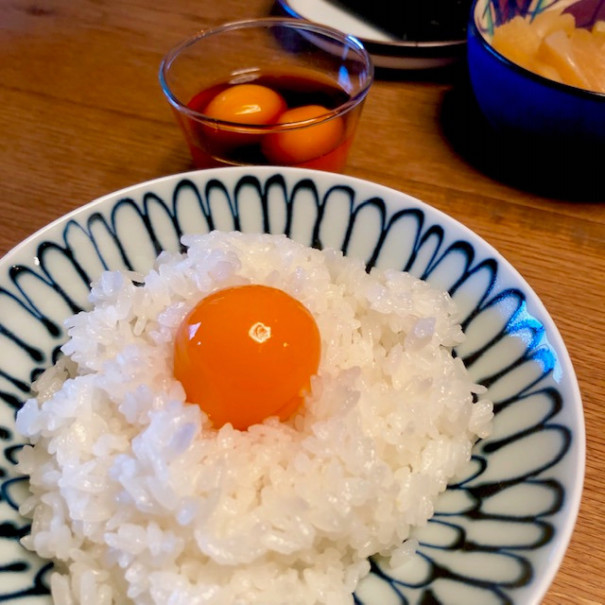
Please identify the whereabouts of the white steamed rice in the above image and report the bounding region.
[16,231,492,605]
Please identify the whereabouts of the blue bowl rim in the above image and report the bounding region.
[468,0,605,101]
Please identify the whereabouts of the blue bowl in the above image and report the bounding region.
[467,0,605,147]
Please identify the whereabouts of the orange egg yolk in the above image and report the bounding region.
[203,84,287,126]
[262,104,345,165]
[173,285,321,431]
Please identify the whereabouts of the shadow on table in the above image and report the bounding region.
[438,67,605,204]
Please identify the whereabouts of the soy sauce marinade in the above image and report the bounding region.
[185,70,356,172]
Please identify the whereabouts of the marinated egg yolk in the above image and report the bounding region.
[173,285,321,431]
[201,83,287,149]
[262,104,345,165]
[203,83,286,126]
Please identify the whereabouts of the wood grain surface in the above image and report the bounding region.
[1,1,604,603]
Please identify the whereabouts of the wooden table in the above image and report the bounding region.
[1,1,603,603]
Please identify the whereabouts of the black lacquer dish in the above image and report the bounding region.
[275,0,468,69]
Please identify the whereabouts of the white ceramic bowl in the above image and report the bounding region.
[0,167,584,604]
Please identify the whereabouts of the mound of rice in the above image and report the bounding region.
[16,231,492,605]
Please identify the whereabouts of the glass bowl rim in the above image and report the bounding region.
[158,17,375,130]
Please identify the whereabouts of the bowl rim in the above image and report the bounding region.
[158,17,375,130]
[0,166,586,604]
[469,0,605,101]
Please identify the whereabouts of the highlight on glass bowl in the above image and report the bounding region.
[467,0,605,145]
[0,167,584,604]
[159,18,373,173]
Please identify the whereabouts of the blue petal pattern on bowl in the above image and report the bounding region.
[0,168,584,604]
